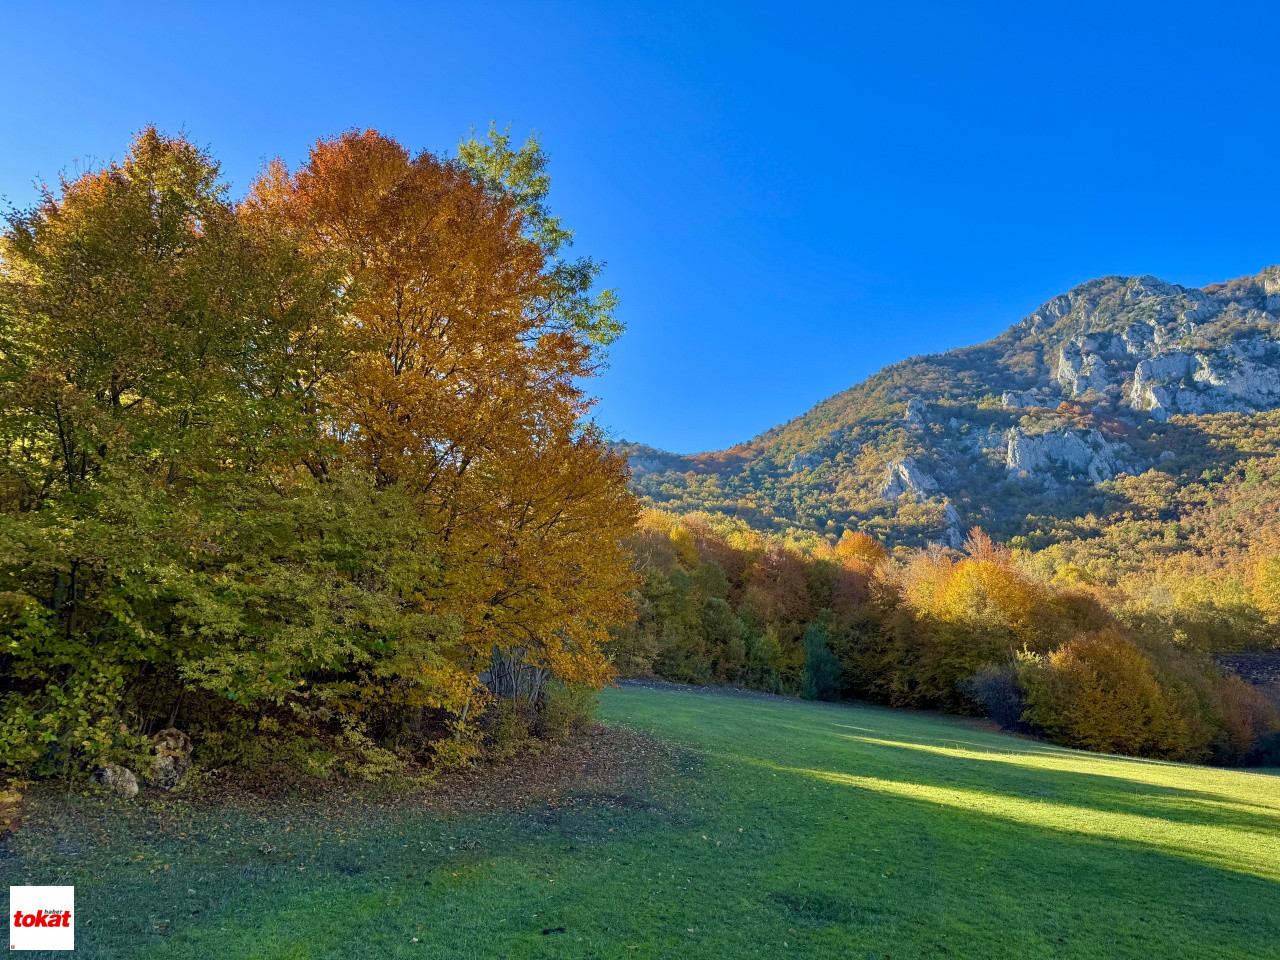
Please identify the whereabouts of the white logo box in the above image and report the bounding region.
[9,886,74,952]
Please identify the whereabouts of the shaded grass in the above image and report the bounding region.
[4,686,1280,958]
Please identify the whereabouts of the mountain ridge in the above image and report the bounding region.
[621,265,1280,549]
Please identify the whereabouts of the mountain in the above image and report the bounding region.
[621,266,1280,551]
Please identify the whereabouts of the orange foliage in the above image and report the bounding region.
[1020,630,1175,757]
[250,130,638,714]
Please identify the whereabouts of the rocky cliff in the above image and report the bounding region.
[620,265,1280,548]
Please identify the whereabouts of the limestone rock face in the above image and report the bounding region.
[942,500,965,549]
[92,762,138,799]
[1056,334,1125,395]
[151,727,194,790]
[1127,338,1280,419]
[962,425,1008,456]
[1001,390,1047,410]
[902,397,927,425]
[1037,272,1280,417]
[879,458,939,499]
[1005,428,1131,483]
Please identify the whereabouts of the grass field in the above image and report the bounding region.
[6,685,1280,959]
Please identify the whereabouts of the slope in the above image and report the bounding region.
[15,684,1280,958]
[623,266,1280,550]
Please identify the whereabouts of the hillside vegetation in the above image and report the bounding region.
[9,685,1279,959]
[619,269,1280,763]
[615,511,1279,764]
[623,268,1280,553]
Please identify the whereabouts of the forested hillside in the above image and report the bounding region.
[618,271,1280,763]
[622,269,1280,552]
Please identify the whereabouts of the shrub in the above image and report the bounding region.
[541,682,600,741]
[960,662,1026,730]
[430,721,483,772]
[485,698,538,763]
[801,621,842,700]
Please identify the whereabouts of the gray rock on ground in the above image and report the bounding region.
[92,762,138,799]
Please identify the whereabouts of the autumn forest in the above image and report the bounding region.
[4,125,1280,802]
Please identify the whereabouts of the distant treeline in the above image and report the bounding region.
[615,511,1280,764]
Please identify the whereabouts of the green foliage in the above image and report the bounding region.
[457,122,621,348]
[540,681,600,741]
[800,620,841,700]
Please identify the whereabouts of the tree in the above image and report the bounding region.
[801,620,842,700]
[0,129,412,776]
[1018,630,1173,757]
[1254,556,1280,625]
[248,129,638,728]
[457,123,620,351]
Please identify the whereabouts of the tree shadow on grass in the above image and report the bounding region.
[736,723,1280,884]
[749,782,1280,960]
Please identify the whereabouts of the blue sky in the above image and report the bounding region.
[2,2,1277,453]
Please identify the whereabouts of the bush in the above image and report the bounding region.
[541,682,600,741]
[485,698,538,763]
[960,662,1026,730]
[801,621,842,700]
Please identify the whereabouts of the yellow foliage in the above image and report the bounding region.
[1020,630,1180,758]
[1254,556,1280,621]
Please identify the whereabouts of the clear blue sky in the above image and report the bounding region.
[2,2,1276,453]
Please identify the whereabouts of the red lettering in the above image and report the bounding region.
[11,908,71,930]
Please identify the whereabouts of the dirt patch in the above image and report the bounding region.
[424,723,674,814]
[9,722,676,850]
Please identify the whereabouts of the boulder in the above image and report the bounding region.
[92,763,138,799]
[151,727,193,790]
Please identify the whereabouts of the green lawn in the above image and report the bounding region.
[7,685,1280,958]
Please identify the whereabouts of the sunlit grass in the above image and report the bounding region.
[775,762,1280,882]
[9,685,1280,959]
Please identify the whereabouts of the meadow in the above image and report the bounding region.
[6,685,1279,959]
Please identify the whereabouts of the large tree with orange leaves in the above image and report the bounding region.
[248,130,637,733]
[0,126,636,781]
